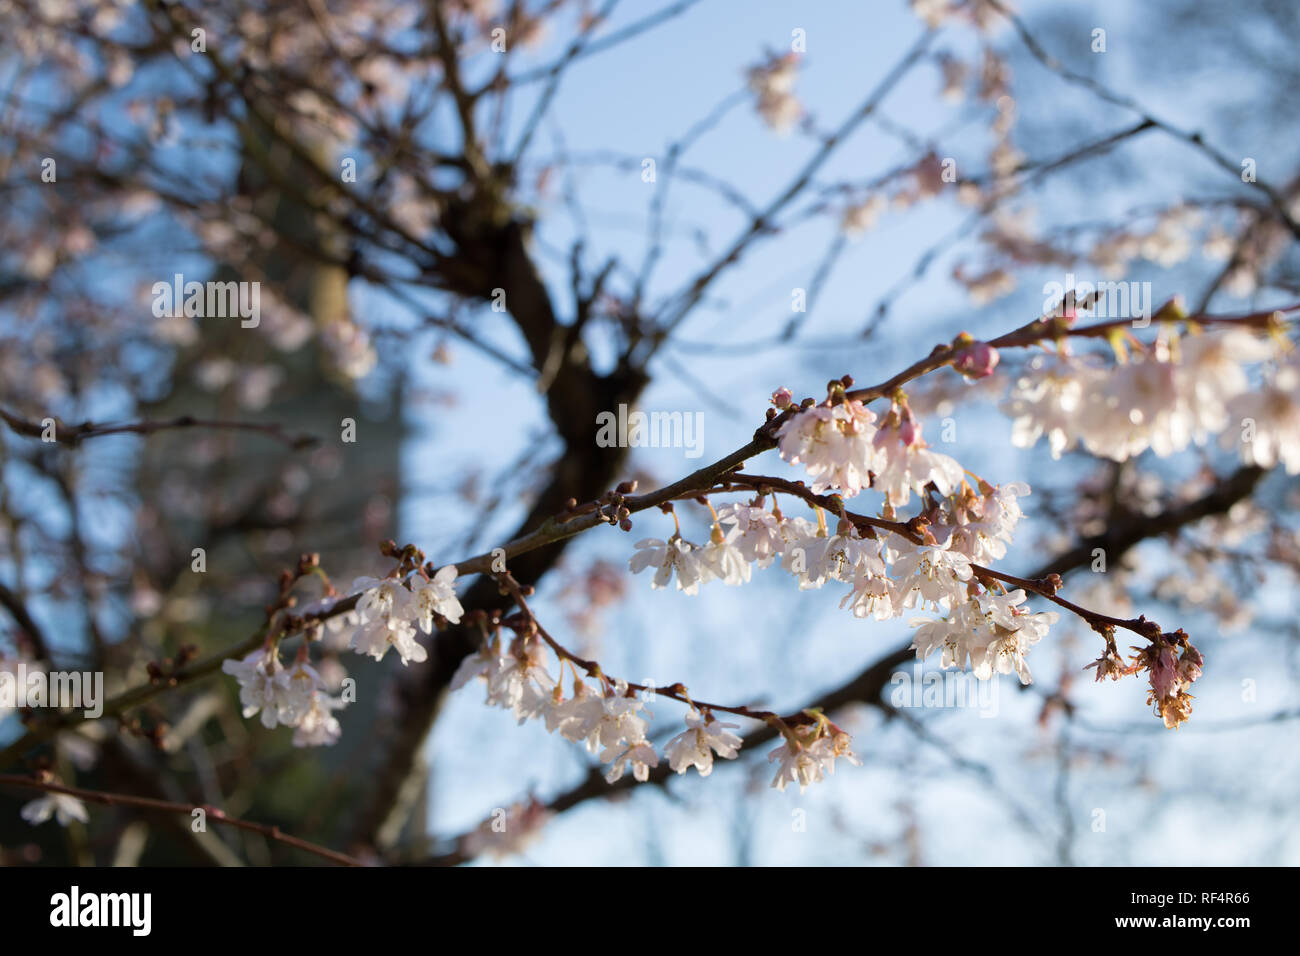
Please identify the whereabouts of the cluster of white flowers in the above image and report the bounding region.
[20,792,89,828]
[320,318,379,381]
[1225,346,1300,472]
[221,648,344,746]
[451,635,745,786]
[630,395,1055,685]
[1005,328,1299,470]
[348,565,465,664]
[910,588,1057,685]
[767,723,861,793]
[221,565,465,747]
[774,397,965,505]
[841,194,888,237]
[746,52,801,135]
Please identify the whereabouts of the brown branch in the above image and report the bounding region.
[0,408,318,450]
[418,459,1268,865]
[0,774,362,866]
[843,303,1299,404]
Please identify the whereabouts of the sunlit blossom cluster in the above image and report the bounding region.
[627,392,1059,697]
[451,634,747,784]
[746,51,802,135]
[1003,327,1299,469]
[220,566,465,748]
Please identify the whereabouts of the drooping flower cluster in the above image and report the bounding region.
[630,408,1056,688]
[746,52,802,135]
[451,629,748,787]
[774,396,964,505]
[1005,327,1298,469]
[768,719,862,793]
[665,710,744,777]
[221,647,343,746]
[1128,632,1203,730]
[350,565,464,664]
[221,565,466,747]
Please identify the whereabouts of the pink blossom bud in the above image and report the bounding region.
[771,387,794,409]
[897,415,920,447]
[953,341,1000,378]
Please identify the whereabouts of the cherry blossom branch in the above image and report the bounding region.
[0,565,359,770]
[720,473,1167,643]
[424,459,1267,865]
[0,773,362,867]
[494,571,791,726]
[2,306,1278,771]
[843,303,1300,403]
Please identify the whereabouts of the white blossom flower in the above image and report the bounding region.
[777,516,821,579]
[1224,360,1300,473]
[768,736,828,793]
[871,410,964,507]
[628,537,706,594]
[353,575,415,625]
[603,740,660,783]
[767,729,860,793]
[549,681,606,744]
[487,642,557,724]
[1077,351,1191,460]
[451,644,502,691]
[348,576,428,663]
[775,399,878,497]
[351,616,427,665]
[796,526,882,590]
[664,710,743,777]
[699,529,752,586]
[1178,329,1275,436]
[1004,354,1103,458]
[320,609,361,651]
[973,617,1052,684]
[280,659,327,726]
[747,52,801,135]
[967,590,1057,684]
[575,680,651,756]
[904,600,982,671]
[716,503,785,567]
[292,694,345,747]
[840,568,899,621]
[20,792,89,827]
[841,194,887,236]
[891,536,973,610]
[222,648,294,728]
[413,565,464,630]
[947,482,1029,562]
